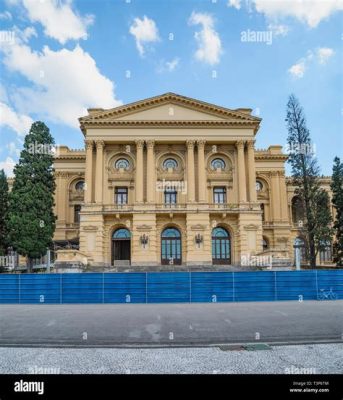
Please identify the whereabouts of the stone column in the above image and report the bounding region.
[85,140,94,203]
[135,139,144,203]
[279,171,288,221]
[247,140,257,202]
[146,139,156,203]
[95,140,104,204]
[197,140,206,203]
[271,171,281,221]
[187,140,195,202]
[236,140,247,202]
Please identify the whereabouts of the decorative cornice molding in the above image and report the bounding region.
[80,120,260,130]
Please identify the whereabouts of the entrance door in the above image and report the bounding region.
[112,228,131,264]
[212,227,231,264]
[161,227,182,265]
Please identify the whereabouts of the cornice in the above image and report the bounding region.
[55,155,86,160]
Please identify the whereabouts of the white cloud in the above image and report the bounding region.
[157,57,180,73]
[288,60,306,78]
[6,141,21,157]
[0,102,33,135]
[317,47,334,64]
[129,15,160,56]
[188,12,222,65]
[166,58,179,71]
[21,0,94,44]
[0,11,12,20]
[288,47,334,78]
[0,40,121,128]
[268,23,289,36]
[228,0,241,9]
[0,156,16,177]
[253,0,343,28]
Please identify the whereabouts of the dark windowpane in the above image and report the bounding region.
[74,205,81,223]
[115,187,128,204]
[213,187,226,204]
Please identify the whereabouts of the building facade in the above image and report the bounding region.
[53,93,333,268]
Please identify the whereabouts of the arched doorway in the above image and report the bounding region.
[212,227,231,264]
[161,227,182,265]
[112,228,131,264]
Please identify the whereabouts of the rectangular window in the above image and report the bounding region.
[74,205,81,223]
[213,187,226,204]
[164,189,177,204]
[115,187,128,205]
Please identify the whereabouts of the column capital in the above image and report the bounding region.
[135,139,144,149]
[146,139,155,149]
[247,140,255,149]
[85,140,94,150]
[197,139,206,148]
[236,140,246,150]
[95,140,105,149]
[186,139,195,149]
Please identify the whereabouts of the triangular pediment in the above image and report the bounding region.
[79,93,261,123]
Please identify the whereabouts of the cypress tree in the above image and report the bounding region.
[286,94,332,267]
[8,121,56,272]
[0,169,9,256]
[331,157,343,266]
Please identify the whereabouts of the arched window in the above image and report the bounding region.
[75,180,85,191]
[115,158,130,170]
[211,158,226,170]
[319,240,332,263]
[256,181,263,192]
[292,196,304,224]
[262,237,269,251]
[212,227,231,264]
[161,227,182,265]
[163,158,178,170]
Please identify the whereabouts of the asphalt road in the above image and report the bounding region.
[0,300,342,346]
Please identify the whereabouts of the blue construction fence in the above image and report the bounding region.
[0,270,342,304]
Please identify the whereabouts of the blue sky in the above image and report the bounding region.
[0,0,342,176]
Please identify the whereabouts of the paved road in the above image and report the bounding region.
[0,344,342,374]
[0,301,342,346]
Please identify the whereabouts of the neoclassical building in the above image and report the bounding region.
[53,93,333,268]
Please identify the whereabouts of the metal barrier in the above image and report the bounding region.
[0,270,342,304]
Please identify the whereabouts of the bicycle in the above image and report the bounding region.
[318,288,337,300]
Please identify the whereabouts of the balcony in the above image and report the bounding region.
[101,202,253,214]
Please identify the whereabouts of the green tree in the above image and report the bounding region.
[8,121,56,272]
[286,94,332,267]
[0,169,9,256]
[331,157,343,266]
